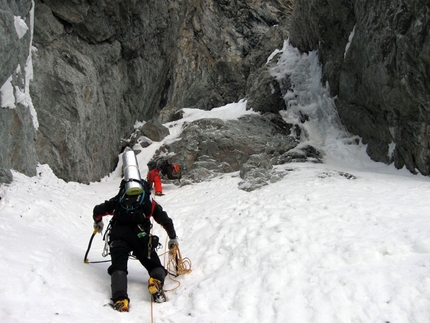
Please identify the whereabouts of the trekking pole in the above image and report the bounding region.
[84,228,98,263]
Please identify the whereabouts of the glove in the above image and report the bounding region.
[93,221,104,234]
[168,238,179,250]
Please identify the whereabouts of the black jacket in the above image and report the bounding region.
[93,183,176,240]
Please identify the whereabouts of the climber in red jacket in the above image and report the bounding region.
[147,159,182,196]
[146,161,163,196]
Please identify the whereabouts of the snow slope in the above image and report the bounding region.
[1,41,430,323]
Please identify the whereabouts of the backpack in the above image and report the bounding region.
[172,163,180,173]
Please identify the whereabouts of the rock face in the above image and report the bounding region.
[289,0,430,175]
[1,0,429,184]
[0,0,37,183]
[0,0,292,183]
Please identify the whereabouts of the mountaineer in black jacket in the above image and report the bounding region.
[156,159,181,180]
[92,179,178,311]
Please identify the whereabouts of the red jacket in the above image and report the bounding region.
[147,168,162,194]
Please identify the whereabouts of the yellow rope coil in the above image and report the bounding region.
[168,245,192,276]
[161,241,192,293]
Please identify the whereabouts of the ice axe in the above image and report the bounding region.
[83,228,98,263]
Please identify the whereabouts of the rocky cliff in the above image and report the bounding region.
[0,0,291,183]
[1,0,429,184]
[0,0,37,183]
[289,0,430,175]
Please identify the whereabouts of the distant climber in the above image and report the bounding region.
[146,161,162,196]
[157,159,182,181]
[147,159,181,196]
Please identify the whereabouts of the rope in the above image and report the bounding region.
[159,237,192,293]
[168,246,192,276]
[150,296,154,323]
[149,220,155,323]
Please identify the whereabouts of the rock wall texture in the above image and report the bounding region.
[1,0,429,184]
[0,0,37,183]
[0,0,291,183]
[289,0,430,175]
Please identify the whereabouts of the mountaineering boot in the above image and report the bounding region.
[111,270,129,311]
[148,277,166,303]
[113,298,129,312]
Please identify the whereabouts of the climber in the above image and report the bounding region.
[147,159,181,196]
[156,159,181,181]
[147,161,163,196]
[92,178,179,311]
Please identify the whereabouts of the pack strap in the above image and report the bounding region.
[145,198,157,219]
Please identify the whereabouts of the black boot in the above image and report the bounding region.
[111,270,129,311]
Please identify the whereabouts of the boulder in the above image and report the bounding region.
[150,113,323,185]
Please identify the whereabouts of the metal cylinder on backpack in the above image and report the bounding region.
[122,148,144,195]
